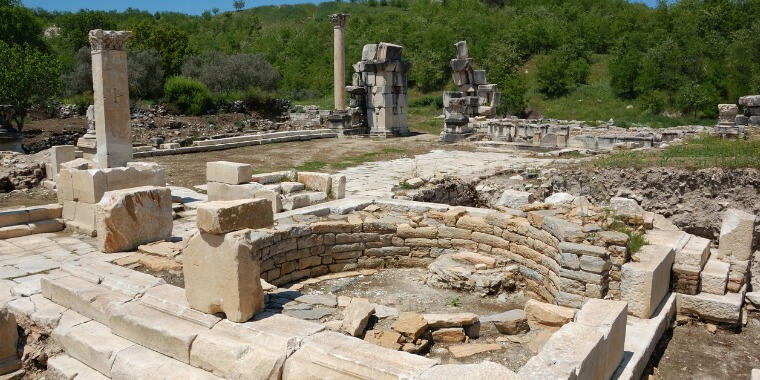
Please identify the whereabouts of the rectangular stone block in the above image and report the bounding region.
[621,244,674,318]
[139,284,221,329]
[72,169,107,203]
[48,145,76,181]
[96,186,173,253]
[0,308,20,375]
[111,344,221,380]
[718,208,756,261]
[197,199,273,234]
[47,354,108,380]
[53,320,134,377]
[700,259,729,295]
[330,175,346,199]
[109,302,207,364]
[282,331,436,380]
[297,172,332,194]
[677,288,744,324]
[206,181,265,202]
[519,322,604,380]
[183,230,264,322]
[41,275,131,325]
[206,161,252,185]
[575,299,627,380]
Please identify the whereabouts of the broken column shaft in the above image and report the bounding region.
[331,13,348,111]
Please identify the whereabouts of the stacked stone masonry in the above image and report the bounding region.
[345,42,412,137]
[440,41,501,143]
[715,95,760,137]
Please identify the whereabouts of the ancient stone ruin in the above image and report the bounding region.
[716,95,760,138]
[440,41,501,143]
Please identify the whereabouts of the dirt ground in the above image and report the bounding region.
[141,133,461,189]
[652,322,760,379]
[302,268,542,371]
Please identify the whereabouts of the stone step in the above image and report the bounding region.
[60,260,165,298]
[111,344,222,379]
[621,244,675,318]
[612,293,677,380]
[53,319,134,377]
[41,275,132,325]
[108,302,210,364]
[700,259,730,295]
[139,284,221,328]
[47,354,109,380]
[677,286,746,325]
[676,235,711,270]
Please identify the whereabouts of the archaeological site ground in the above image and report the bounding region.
[1,1,760,380]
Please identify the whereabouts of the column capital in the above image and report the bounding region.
[330,13,349,29]
[89,29,133,52]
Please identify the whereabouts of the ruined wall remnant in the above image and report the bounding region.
[345,43,412,137]
[440,41,500,143]
[715,95,760,138]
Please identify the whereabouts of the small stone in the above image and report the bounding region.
[706,323,717,334]
[448,343,502,359]
[364,329,402,350]
[341,301,375,337]
[487,310,529,335]
[431,327,466,344]
[391,312,428,339]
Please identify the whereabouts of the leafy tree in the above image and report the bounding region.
[58,10,116,52]
[0,0,46,49]
[60,46,92,96]
[130,21,196,77]
[128,49,164,99]
[483,42,527,115]
[536,45,590,98]
[233,1,245,11]
[0,42,61,131]
[181,52,278,93]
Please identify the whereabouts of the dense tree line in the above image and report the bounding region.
[3,0,760,120]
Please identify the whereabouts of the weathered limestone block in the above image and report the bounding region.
[621,244,674,318]
[718,104,739,123]
[206,161,253,185]
[206,182,281,213]
[391,312,428,339]
[700,259,729,295]
[497,189,533,209]
[298,172,332,194]
[519,322,604,380]
[96,186,173,253]
[0,308,20,375]
[341,301,375,337]
[47,145,76,181]
[431,327,465,343]
[524,299,575,327]
[483,309,529,335]
[609,197,645,224]
[422,312,478,328]
[739,95,760,107]
[677,288,744,324]
[718,208,756,262]
[330,175,346,199]
[418,362,521,380]
[52,320,134,377]
[111,344,222,380]
[190,320,290,380]
[575,299,627,380]
[41,275,131,325]
[282,331,437,380]
[643,230,691,253]
[47,354,109,380]
[197,199,273,234]
[183,230,264,322]
[543,216,585,242]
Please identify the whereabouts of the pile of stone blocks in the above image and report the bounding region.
[346,42,412,137]
[715,95,760,137]
[206,161,346,214]
[57,162,166,235]
[183,198,273,322]
[440,41,500,143]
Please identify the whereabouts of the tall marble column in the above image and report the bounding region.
[89,29,132,168]
[331,13,348,111]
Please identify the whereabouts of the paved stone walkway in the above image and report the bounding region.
[338,149,550,198]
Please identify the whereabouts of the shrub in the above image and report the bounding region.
[128,49,164,99]
[181,52,279,93]
[240,86,287,116]
[536,45,591,98]
[163,76,211,115]
[63,92,93,115]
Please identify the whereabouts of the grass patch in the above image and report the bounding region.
[591,135,760,170]
[626,231,647,255]
[294,160,327,171]
[448,296,462,307]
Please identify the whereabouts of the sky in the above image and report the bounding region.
[22,0,658,15]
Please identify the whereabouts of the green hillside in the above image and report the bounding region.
[3,0,760,129]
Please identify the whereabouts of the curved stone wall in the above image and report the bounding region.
[252,200,629,307]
